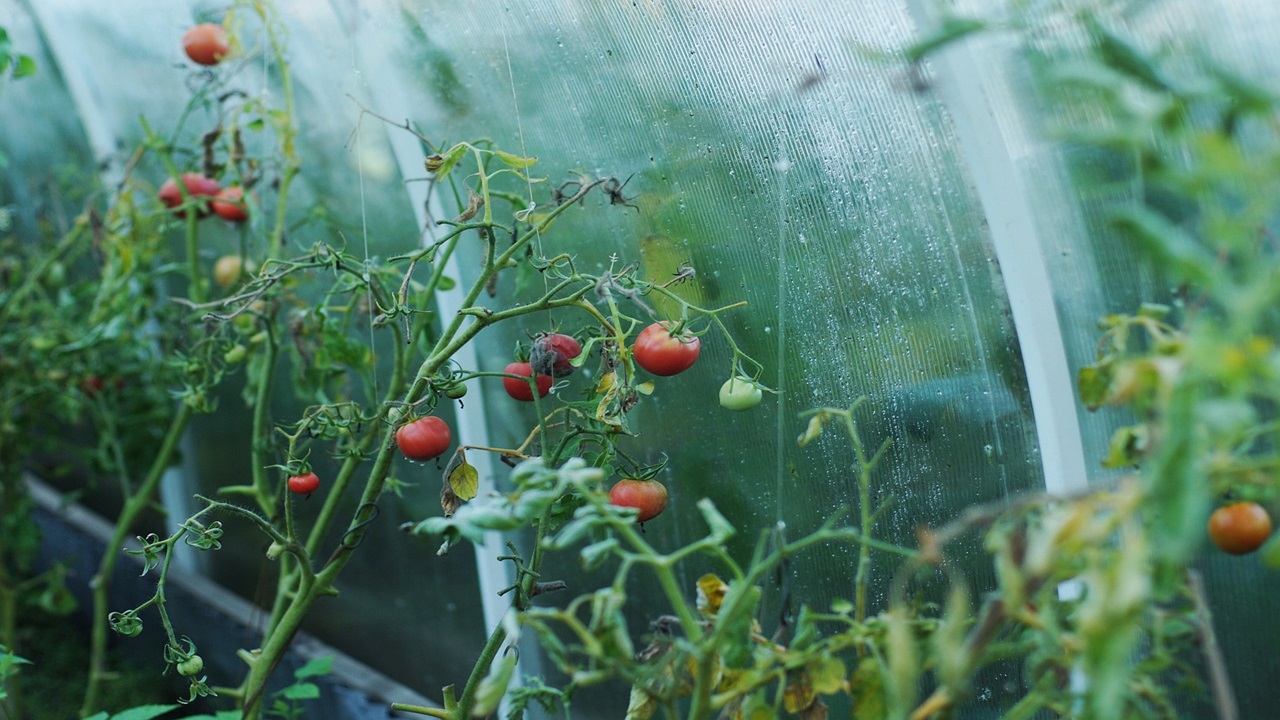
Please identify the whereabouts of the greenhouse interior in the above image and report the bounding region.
[2,0,1279,718]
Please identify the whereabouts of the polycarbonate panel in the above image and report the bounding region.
[383,2,1041,715]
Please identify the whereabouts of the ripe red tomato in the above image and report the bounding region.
[530,332,582,378]
[502,361,552,401]
[396,416,452,461]
[182,23,230,66]
[632,322,700,376]
[211,186,248,222]
[609,478,668,522]
[158,174,221,218]
[1208,501,1273,555]
[287,472,320,495]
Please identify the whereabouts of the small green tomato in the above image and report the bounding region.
[177,654,204,677]
[718,376,763,411]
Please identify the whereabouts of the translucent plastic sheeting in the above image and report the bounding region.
[386,1,1042,715]
[2,0,1122,716]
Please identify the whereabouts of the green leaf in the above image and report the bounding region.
[13,54,35,79]
[493,150,538,169]
[280,681,320,700]
[434,142,468,181]
[697,498,736,543]
[1144,385,1210,574]
[1077,363,1111,411]
[294,655,333,679]
[1084,17,1169,92]
[1108,207,1218,287]
[107,705,182,720]
[472,651,518,716]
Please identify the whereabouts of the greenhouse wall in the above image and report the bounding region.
[2,1,1279,719]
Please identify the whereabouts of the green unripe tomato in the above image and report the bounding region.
[223,344,247,364]
[177,654,204,677]
[718,376,763,411]
[444,382,468,399]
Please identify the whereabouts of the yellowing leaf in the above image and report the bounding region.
[624,684,656,720]
[696,574,729,616]
[447,451,479,501]
[797,414,826,446]
[636,381,655,395]
[596,371,617,393]
[809,656,847,695]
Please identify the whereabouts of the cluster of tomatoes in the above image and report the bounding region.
[157,25,249,224]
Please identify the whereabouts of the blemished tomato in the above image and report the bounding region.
[502,361,552,401]
[158,174,221,218]
[530,332,582,378]
[396,416,452,461]
[1208,501,1273,555]
[287,472,320,495]
[609,478,668,523]
[633,322,700,376]
[182,23,230,66]
[211,186,248,222]
[213,254,246,289]
[719,376,763,411]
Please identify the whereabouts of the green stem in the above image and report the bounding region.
[80,403,194,717]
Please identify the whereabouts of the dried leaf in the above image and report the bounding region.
[444,450,479,501]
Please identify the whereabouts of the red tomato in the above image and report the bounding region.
[530,332,582,378]
[287,472,320,495]
[211,186,248,223]
[632,322,701,376]
[608,478,668,522]
[158,174,221,218]
[1208,501,1273,555]
[502,361,552,401]
[182,23,230,66]
[396,416,452,461]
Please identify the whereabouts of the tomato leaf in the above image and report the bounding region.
[447,451,479,501]
[434,142,469,181]
[294,656,333,679]
[493,150,538,169]
[105,706,182,720]
[280,682,319,700]
[473,652,519,717]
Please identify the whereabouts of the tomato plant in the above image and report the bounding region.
[210,186,248,223]
[718,375,762,411]
[158,173,220,218]
[286,472,320,495]
[529,332,582,378]
[1208,502,1273,555]
[396,416,452,461]
[502,361,552,401]
[182,23,229,66]
[632,321,700,376]
[608,478,668,522]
